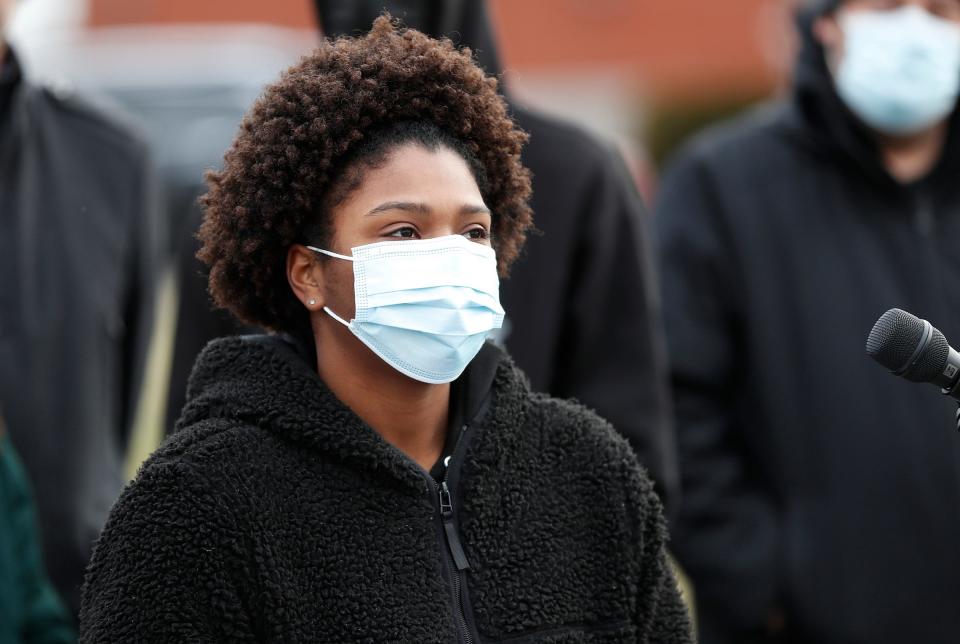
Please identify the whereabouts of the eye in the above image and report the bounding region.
[386,226,420,239]
[463,226,490,241]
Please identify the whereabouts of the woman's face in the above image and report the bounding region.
[314,142,492,322]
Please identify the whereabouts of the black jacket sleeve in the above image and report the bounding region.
[80,461,254,643]
[654,150,780,633]
[623,464,693,644]
[551,148,679,515]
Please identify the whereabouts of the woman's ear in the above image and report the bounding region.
[287,244,325,311]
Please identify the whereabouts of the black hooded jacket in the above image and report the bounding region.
[0,49,162,616]
[165,0,678,514]
[655,6,960,644]
[80,336,691,642]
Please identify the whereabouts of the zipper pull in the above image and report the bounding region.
[439,481,471,571]
[439,480,454,517]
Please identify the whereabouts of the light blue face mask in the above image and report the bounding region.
[307,234,505,384]
[834,6,960,136]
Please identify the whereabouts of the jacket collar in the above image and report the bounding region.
[177,335,528,491]
[0,47,22,139]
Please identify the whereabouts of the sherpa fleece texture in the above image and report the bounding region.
[80,336,692,643]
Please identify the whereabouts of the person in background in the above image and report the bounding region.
[166,0,680,514]
[656,0,960,642]
[0,410,74,644]
[0,0,163,616]
[80,19,691,642]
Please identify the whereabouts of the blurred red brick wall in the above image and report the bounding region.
[88,0,315,29]
[88,0,788,102]
[490,0,788,101]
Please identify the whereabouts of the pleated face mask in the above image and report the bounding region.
[835,6,960,136]
[308,234,505,384]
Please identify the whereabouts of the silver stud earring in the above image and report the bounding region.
[308,299,317,306]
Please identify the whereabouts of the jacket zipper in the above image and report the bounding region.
[437,477,473,644]
[439,480,471,571]
[430,423,478,644]
[912,188,935,237]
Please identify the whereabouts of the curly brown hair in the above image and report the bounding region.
[198,15,533,335]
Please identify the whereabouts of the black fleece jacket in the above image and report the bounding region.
[80,337,691,643]
[655,6,960,644]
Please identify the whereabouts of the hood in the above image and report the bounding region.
[313,0,503,75]
[177,334,517,489]
[788,2,960,190]
[0,47,23,124]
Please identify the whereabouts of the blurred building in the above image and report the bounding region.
[10,0,798,187]
[82,0,793,98]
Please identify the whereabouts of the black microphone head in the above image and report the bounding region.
[866,309,926,369]
[866,308,950,383]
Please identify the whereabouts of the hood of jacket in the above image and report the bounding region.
[176,334,519,490]
[315,0,503,75]
[787,2,960,190]
[0,48,22,123]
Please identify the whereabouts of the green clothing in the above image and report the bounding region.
[0,435,74,644]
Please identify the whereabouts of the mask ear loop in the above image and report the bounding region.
[307,246,354,262]
[306,246,354,326]
[323,306,351,327]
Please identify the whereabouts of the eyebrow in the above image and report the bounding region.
[365,201,491,217]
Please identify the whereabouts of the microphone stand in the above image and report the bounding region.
[943,379,960,432]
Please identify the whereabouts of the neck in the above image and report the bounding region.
[876,121,949,184]
[313,321,449,473]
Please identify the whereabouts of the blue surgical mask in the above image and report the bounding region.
[308,235,504,384]
[835,6,960,136]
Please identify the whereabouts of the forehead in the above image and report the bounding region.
[340,144,484,209]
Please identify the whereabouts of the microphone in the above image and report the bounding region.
[866,308,960,401]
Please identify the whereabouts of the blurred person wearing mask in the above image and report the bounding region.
[656,0,960,642]
[0,410,73,644]
[0,0,163,617]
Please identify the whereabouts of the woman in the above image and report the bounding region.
[0,418,74,643]
[80,17,691,643]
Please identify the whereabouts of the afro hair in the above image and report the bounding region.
[197,15,533,335]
